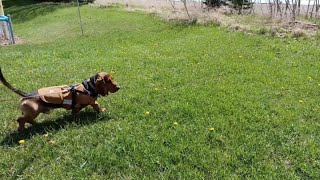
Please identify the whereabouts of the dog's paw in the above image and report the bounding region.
[17,126,24,132]
[100,108,107,112]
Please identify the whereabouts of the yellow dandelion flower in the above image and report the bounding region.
[173,122,178,126]
[145,111,150,115]
[48,140,56,144]
[18,140,25,144]
[209,128,214,131]
[299,100,303,103]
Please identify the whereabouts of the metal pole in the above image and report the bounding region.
[7,15,15,44]
[77,0,84,35]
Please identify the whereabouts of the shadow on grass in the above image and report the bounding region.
[2,0,76,23]
[0,110,113,147]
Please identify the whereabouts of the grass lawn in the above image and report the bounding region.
[0,1,320,179]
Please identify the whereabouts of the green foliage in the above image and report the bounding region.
[2,0,74,23]
[229,0,253,14]
[0,3,320,179]
[203,0,227,7]
[34,0,94,2]
[203,0,253,14]
[230,0,252,8]
[257,27,268,35]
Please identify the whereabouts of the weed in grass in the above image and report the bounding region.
[291,29,307,39]
[257,27,269,35]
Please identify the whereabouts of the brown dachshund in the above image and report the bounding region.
[0,68,120,131]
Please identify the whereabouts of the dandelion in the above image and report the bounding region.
[308,77,312,80]
[48,140,56,145]
[145,111,150,115]
[299,100,303,103]
[173,122,178,126]
[44,134,49,137]
[18,140,25,144]
[154,88,159,91]
[209,128,214,131]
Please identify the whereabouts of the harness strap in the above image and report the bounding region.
[69,84,94,109]
[70,85,78,109]
[69,75,99,109]
[82,75,98,97]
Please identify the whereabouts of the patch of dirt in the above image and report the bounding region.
[0,35,23,46]
[0,35,10,46]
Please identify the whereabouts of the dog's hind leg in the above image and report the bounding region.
[17,113,40,131]
[17,117,27,132]
[17,100,41,131]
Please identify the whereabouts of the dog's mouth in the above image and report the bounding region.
[101,89,109,96]
[111,86,120,93]
[100,85,120,96]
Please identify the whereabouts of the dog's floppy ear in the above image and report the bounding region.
[96,72,111,84]
[103,75,112,83]
[96,75,103,83]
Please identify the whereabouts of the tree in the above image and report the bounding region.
[203,0,252,14]
[180,0,191,19]
[203,0,226,7]
[230,0,253,14]
[35,0,94,3]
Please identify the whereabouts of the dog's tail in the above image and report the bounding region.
[0,68,29,97]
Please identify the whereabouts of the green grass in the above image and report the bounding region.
[0,1,320,179]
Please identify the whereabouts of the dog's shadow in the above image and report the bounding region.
[1,110,113,147]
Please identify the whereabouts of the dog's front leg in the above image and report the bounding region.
[71,105,85,120]
[90,101,106,113]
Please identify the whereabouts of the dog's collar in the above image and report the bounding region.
[81,76,98,97]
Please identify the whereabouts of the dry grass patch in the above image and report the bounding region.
[94,0,319,38]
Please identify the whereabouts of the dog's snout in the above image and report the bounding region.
[116,85,120,90]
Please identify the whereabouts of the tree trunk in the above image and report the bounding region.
[181,0,191,19]
[306,0,311,18]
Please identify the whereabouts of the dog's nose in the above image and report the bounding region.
[116,86,120,90]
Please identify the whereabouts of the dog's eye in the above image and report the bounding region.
[103,79,111,84]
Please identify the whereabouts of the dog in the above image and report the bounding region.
[0,68,120,131]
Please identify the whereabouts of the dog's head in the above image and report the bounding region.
[95,72,120,96]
